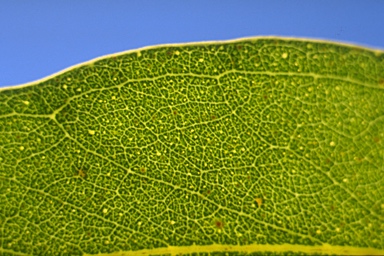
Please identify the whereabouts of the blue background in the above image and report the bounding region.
[1,0,383,87]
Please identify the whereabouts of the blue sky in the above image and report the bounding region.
[1,0,383,87]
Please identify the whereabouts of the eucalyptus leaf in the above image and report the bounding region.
[1,37,383,255]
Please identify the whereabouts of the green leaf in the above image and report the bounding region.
[1,37,383,256]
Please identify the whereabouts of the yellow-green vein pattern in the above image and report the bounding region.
[0,37,383,255]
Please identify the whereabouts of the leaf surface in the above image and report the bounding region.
[1,37,384,255]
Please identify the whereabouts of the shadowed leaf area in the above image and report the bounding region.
[0,38,383,256]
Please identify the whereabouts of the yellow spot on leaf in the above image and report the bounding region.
[78,169,87,178]
[255,198,263,207]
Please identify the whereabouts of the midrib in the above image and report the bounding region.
[85,243,384,256]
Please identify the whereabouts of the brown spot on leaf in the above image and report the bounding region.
[378,78,384,88]
[214,220,224,229]
[354,156,364,163]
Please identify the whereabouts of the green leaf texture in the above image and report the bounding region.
[1,37,383,255]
